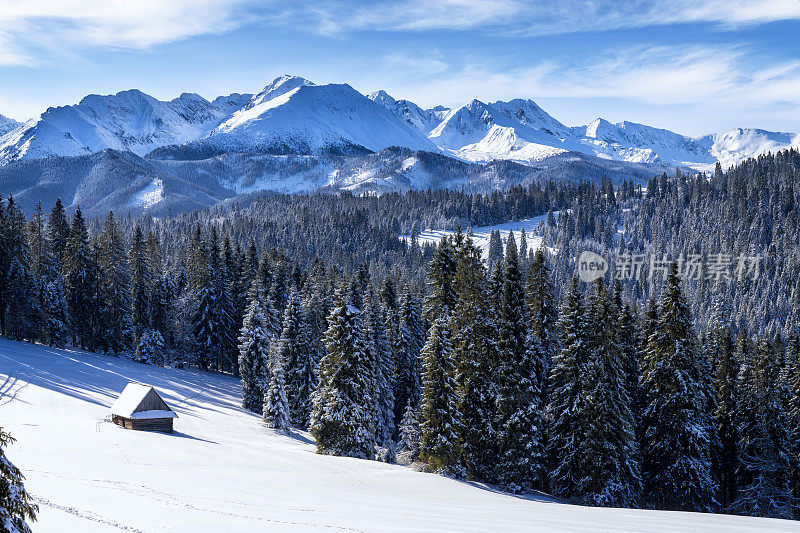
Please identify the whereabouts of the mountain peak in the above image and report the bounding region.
[368,90,396,105]
[249,75,315,108]
[0,114,22,137]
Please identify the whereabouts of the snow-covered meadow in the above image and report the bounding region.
[0,338,795,532]
[400,214,554,260]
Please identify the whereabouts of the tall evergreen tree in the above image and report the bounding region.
[265,336,291,431]
[310,291,376,458]
[394,291,424,426]
[548,277,592,501]
[238,291,272,414]
[2,197,35,341]
[129,225,151,337]
[63,207,99,350]
[640,263,716,512]
[98,212,133,353]
[452,233,498,480]
[419,312,462,472]
[47,197,70,273]
[732,338,793,519]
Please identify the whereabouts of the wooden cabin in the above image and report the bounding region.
[110,382,177,432]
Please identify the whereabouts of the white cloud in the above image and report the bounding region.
[0,0,263,59]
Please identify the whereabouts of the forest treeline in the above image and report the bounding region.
[0,151,798,521]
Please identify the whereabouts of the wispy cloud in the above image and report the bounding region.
[0,0,264,62]
[362,44,800,126]
[294,0,800,35]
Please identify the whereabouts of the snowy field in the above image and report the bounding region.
[400,214,554,260]
[0,338,795,532]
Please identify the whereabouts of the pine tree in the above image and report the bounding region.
[423,235,457,321]
[238,292,272,414]
[62,207,99,350]
[419,312,462,473]
[0,427,37,533]
[732,338,793,519]
[289,297,319,428]
[549,276,592,501]
[98,212,133,354]
[310,292,376,458]
[640,263,716,512]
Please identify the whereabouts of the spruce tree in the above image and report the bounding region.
[452,234,498,480]
[640,263,716,512]
[63,207,99,350]
[548,276,592,501]
[709,296,738,510]
[526,248,559,402]
[365,292,395,445]
[98,212,133,354]
[398,402,421,461]
[238,292,272,414]
[310,291,376,458]
[496,232,544,492]
[394,291,424,426]
[582,279,640,507]
[47,198,70,272]
[135,329,165,366]
[0,427,37,533]
[3,198,36,341]
[732,338,793,519]
[419,312,462,473]
[264,339,291,431]
[129,225,151,337]
[786,335,800,519]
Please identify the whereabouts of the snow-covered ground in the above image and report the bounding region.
[400,214,555,259]
[0,338,795,532]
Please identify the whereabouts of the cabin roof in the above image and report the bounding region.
[110,382,177,419]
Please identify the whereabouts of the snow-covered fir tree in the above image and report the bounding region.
[135,329,165,366]
[640,264,716,512]
[264,338,291,431]
[237,289,272,414]
[129,225,151,337]
[310,291,376,459]
[731,338,793,519]
[394,290,424,428]
[3,197,36,341]
[419,311,462,473]
[548,276,592,501]
[496,232,544,492]
[0,427,37,533]
[62,207,99,350]
[365,292,395,445]
[581,279,640,507]
[398,402,421,461]
[98,212,133,354]
[452,232,498,481]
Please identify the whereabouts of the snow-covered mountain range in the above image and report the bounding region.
[0,75,797,214]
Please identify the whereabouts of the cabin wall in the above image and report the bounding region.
[112,415,173,433]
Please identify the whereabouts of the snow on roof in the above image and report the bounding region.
[110,382,177,418]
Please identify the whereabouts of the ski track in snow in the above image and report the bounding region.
[1,338,796,532]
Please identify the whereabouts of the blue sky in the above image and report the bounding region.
[1,0,799,136]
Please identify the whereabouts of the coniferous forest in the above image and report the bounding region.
[2,149,800,523]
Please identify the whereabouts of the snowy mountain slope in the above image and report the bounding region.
[696,128,800,171]
[190,79,439,156]
[369,91,798,171]
[0,90,236,165]
[0,150,233,216]
[1,339,794,532]
[428,99,576,164]
[0,113,21,137]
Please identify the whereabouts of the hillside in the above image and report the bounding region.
[0,339,794,532]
